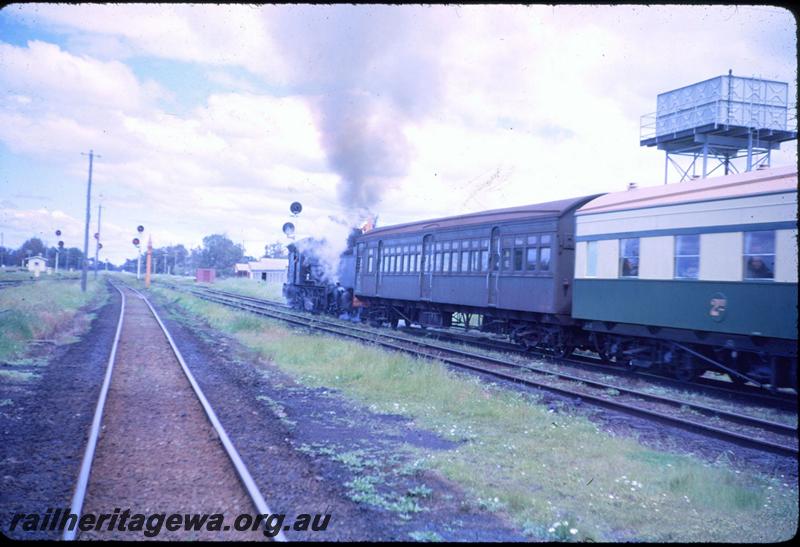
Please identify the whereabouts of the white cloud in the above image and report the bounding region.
[0,40,165,113]
[1,4,795,265]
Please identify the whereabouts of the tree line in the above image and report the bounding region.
[2,235,288,277]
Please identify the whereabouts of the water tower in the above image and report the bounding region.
[640,71,797,183]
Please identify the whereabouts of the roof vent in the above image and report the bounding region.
[627,182,638,191]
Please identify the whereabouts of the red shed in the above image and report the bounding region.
[195,268,216,283]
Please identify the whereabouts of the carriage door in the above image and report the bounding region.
[420,235,433,300]
[376,241,384,294]
[355,243,363,292]
[487,227,500,306]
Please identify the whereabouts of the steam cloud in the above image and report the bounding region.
[268,6,447,282]
[270,5,445,215]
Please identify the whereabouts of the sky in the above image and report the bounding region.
[0,4,796,265]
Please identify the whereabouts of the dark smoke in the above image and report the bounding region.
[268,5,446,213]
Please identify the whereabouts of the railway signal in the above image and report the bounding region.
[282,222,295,237]
[54,230,64,274]
[290,201,302,215]
[133,226,145,280]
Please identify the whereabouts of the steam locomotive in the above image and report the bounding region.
[284,166,798,388]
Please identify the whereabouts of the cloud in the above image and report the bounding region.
[0,40,165,113]
[8,4,284,77]
[0,4,795,265]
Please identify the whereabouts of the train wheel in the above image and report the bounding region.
[390,316,399,329]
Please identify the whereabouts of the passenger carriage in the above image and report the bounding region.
[353,196,599,353]
[572,165,798,386]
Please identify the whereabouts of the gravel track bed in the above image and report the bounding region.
[79,289,259,541]
[151,291,527,541]
[1,286,119,540]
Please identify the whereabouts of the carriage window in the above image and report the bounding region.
[674,235,699,279]
[443,252,451,272]
[526,248,537,271]
[434,252,441,272]
[744,230,775,280]
[585,240,597,277]
[501,248,511,270]
[513,248,524,271]
[540,234,552,246]
[461,250,470,272]
[402,254,408,273]
[527,235,538,245]
[471,250,480,272]
[482,239,489,249]
[472,239,479,249]
[619,238,639,278]
[539,247,551,271]
[444,241,451,250]
[481,250,489,271]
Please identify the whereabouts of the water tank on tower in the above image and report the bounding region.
[640,71,797,183]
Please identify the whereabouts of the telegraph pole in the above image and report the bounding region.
[94,204,102,279]
[80,150,100,292]
[145,236,153,288]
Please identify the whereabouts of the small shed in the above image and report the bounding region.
[234,263,250,277]
[25,255,48,277]
[247,258,288,283]
[195,268,216,283]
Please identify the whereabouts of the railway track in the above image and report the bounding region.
[400,326,798,411]
[158,282,797,458]
[170,284,797,409]
[64,283,286,541]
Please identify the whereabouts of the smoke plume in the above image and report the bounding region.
[269,5,446,215]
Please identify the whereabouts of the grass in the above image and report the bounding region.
[149,285,798,542]
[122,271,286,301]
[0,278,107,364]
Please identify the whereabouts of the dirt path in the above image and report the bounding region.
[78,289,262,541]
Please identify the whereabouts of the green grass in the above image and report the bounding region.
[0,370,39,382]
[124,272,286,301]
[149,286,798,542]
[0,279,107,363]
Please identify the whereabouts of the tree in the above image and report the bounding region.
[264,240,287,258]
[199,234,245,275]
[19,238,47,260]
